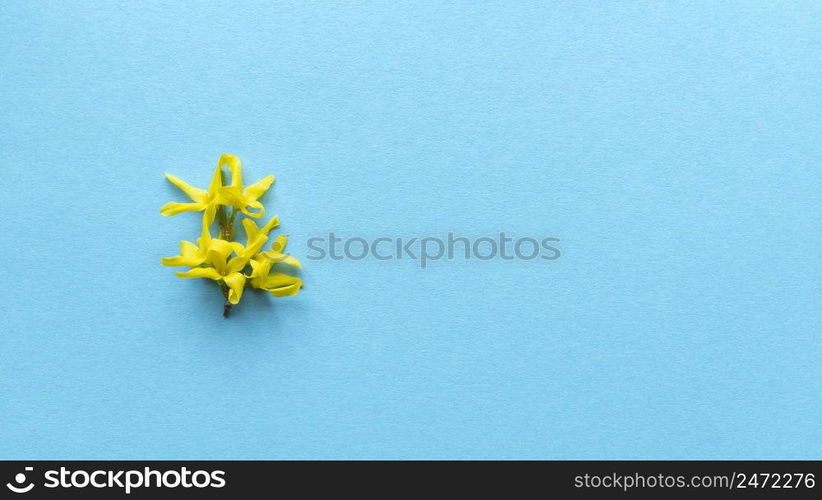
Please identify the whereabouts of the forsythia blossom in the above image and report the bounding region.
[161,154,302,316]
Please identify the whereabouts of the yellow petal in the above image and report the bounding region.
[240,199,265,218]
[175,267,222,280]
[161,256,203,267]
[203,204,218,226]
[282,255,302,269]
[180,241,197,255]
[219,154,243,187]
[164,173,208,202]
[230,242,245,255]
[262,274,302,297]
[226,234,267,274]
[243,175,274,201]
[223,272,246,304]
[278,255,302,269]
[208,239,233,256]
[200,209,214,247]
[161,241,206,267]
[216,185,244,207]
[260,251,302,269]
[245,233,269,256]
[247,258,262,278]
[271,235,288,253]
[206,239,234,273]
[242,218,259,242]
[248,257,272,287]
[224,257,246,276]
[260,215,280,235]
[207,158,225,195]
[242,216,278,246]
[160,201,206,216]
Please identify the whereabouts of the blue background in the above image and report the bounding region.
[1,1,820,459]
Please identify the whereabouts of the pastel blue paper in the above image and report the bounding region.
[1,1,820,459]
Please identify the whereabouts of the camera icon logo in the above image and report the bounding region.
[6,467,35,494]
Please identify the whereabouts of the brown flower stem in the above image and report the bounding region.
[214,171,236,317]
[217,205,234,241]
[220,282,232,318]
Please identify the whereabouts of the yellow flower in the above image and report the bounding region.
[161,153,301,315]
[229,216,280,256]
[160,160,224,221]
[175,233,268,305]
[247,235,302,297]
[160,214,213,267]
[160,154,274,222]
[259,234,302,269]
[213,154,275,219]
[248,257,302,297]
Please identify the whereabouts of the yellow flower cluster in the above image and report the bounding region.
[161,154,302,316]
